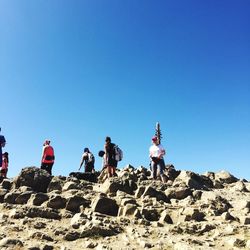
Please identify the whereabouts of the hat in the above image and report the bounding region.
[152,136,158,142]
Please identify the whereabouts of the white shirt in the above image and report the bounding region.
[149,144,165,158]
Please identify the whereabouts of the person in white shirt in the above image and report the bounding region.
[149,136,166,181]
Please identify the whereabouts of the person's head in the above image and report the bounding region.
[152,136,158,144]
[84,147,89,153]
[105,136,111,143]
[98,150,105,157]
[3,152,8,157]
[44,139,50,146]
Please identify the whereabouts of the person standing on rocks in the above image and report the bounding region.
[149,136,166,182]
[41,139,55,175]
[104,136,117,178]
[1,152,9,178]
[79,147,95,173]
[0,127,6,168]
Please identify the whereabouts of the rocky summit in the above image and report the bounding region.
[0,165,249,250]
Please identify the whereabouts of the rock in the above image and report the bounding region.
[92,196,119,216]
[226,238,246,248]
[30,231,54,241]
[63,231,81,241]
[47,195,66,209]
[135,186,146,198]
[80,223,122,238]
[0,179,13,190]
[0,188,8,203]
[221,212,235,221]
[201,192,232,215]
[30,193,49,206]
[173,171,213,190]
[164,164,180,181]
[159,210,173,224]
[233,200,250,210]
[101,178,137,195]
[66,195,90,213]
[62,181,80,191]
[27,207,61,220]
[239,216,250,225]
[230,181,248,192]
[69,172,99,183]
[182,207,205,221]
[165,187,192,200]
[70,213,88,229]
[47,176,64,192]
[15,191,33,204]
[141,208,160,221]
[118,204,138,217]
[0,238,24,248]
[142,186,170,203]
[4,192,20,204]
[215,170,238,184]
[14,167,52,193]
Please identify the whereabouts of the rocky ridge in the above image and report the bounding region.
[0,165,249,250]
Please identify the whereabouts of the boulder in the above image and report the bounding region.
[141,208,160,221]
[173,171,213,190]
[182,207,205,221]
[47,195,67,209]
[118,204,138,217]
[159,210,173,224]
[101,178,137,195]
[65,196,90,213]
[14,167,52,193]
[47,176,65,192]
[30,193,49,206]
[215,170,238,184]
[165,187,192,200]
[69,172,99,183]
[0,238,23,248]
[0,179,13,190]
[0,188,8,203]
[15,191,33,204]
[4,192,20,204]
[142,186,170,203]
[92,196,119,216]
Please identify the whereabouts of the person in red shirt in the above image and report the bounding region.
[1,152,9,178]
[41,139,55,175]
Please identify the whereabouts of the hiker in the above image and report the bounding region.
[79,148,95,173]
[41,139,55,175]
[0,127,6,168]
[1,152,9,178]
[149,136,166,182]
[104,136,118,178]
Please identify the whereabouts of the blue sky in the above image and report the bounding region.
[0,0,249,180]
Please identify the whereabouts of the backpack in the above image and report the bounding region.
[87,153,95,164]
[113,144,123,161]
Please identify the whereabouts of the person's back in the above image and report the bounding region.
[42,145,55,163]
[41,139,55,175]
[79,148,95,173]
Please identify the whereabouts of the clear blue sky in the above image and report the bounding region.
[0,0,249,180]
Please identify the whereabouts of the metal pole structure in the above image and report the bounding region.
[155,122,162,144]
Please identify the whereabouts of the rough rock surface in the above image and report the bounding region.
[0,165,249,250]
